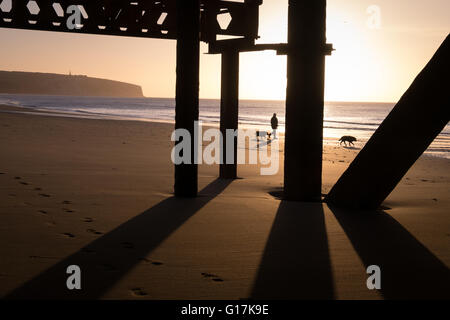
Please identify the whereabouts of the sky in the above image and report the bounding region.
[0,0,449,102]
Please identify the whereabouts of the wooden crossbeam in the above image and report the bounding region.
[0,0,262,42]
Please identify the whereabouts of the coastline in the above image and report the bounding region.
[0,105,449,299]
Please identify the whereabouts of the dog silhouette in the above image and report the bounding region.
[256,131,272,140]
[339,135,357,146]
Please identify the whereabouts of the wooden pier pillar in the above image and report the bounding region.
[174,0,200,197]
[220,50,240,179]
[284,0,327,201]
[326,35,450,210]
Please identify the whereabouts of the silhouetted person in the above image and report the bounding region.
[271,113,278,139]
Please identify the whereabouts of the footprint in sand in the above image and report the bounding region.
[130,287,148,296]
[201,272,224,282]
[83,217,94,223]
[14,176,21,180]
[34,187,42,191]
[139,258,164,266]
[201,272,215,277]
[37,210,48,215]
[19,181,29,185]
[62,232,75,238]
[0,172,6,175]
[63,208,75,213]
[87,228,103,235]
[39,193,51,198]
[121,242,135,249]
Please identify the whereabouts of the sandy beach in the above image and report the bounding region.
[0,105,449,299]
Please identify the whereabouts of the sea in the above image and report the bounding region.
[0,94,449,159]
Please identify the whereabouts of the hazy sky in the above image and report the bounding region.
[0,0,449,102]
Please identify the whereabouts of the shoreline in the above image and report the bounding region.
[1,104,449,160]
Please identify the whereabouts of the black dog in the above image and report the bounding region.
[339,135,357,146]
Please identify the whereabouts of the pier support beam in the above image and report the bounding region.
[220,50,240,179]
[284,0,327,201]
[174,0,200,197]
[326,35,450,210]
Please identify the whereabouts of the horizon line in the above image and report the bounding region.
[142,96,397,105]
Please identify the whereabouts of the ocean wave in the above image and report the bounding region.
[324,119,382,127]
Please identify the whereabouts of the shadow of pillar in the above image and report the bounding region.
[5,179,232,299]
[250,201,334,299]
[329,206,450,299]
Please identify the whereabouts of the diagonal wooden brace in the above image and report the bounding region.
[326,35,450,210]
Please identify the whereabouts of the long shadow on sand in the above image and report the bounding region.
[329,206,450,299]
[251,201,335,299]
[5,179,232,299]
